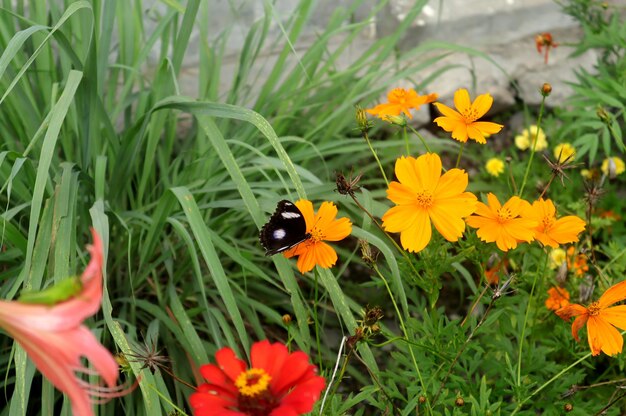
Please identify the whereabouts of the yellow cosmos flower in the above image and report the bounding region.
[485,158,505,177]
[523,198,586,248]
[366,88,437,120]
[553,143,576,163]
[381,153,477,253]
[514,125,547,151]
[433,88,503,144]
[283,200,352,274]
[601,156,625,176]
[556,280,626,356]
[549,247,566,269]
[465,193,537,252]
[546,287,570,311]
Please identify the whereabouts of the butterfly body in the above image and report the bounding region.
[260,200,311,256]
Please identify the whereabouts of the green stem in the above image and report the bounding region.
[455,141,466,168]
[516,250,549,387]
[364,131,389,186]
[373,264,432,415]
[313,270,323,370]
[403,127,410,155]
[407,125,432,153]
[519,95,548,196]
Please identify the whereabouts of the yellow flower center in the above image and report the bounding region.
[587,302,601,316]
[234,368,272,397]
[461,106,479,123]
[416,190,434,207]
[496,207,513,222]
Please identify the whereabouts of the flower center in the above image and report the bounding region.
[461,107,479,123]
[235,368,272,397]
[541,216,555,230]
[310,226,324,243]
[588,302,601,316]
[416,190,434,208]
[496,207,513,222]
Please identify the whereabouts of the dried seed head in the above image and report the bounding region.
[336,170,363,197]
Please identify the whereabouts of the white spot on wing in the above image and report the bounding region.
[281,212,301,219]
[273,229,286,240]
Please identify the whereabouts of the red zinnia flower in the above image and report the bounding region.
[190,340,325,415]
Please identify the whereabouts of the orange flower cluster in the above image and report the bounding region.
[566,246,589,277]
[546,287,570,311]
[466,195,586,252]
[366,87,437,120]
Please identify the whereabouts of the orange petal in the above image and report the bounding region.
[294,200,315,232]
[466,125,487,144]
[311,241,338,269]
[433,193,477,219]
[324,217,352,241]
[295,245,317,273]
[399,209,431,253]
[598,280,626,308]
[601,305,626,331]
[546,216,586,245]
[555,303,587,321]
[451,123,469,143]
[587,315,624,356]
[314,201,338,231]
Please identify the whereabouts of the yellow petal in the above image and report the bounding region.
[451,123,469,143]
[546,216,585,245]
[400,210,431,253]
[470,93,493,119]
[433,102,463,120]
[387,181,417,205]
[414,153,441,193]
[435,168,469,199]
[382,205,420,233]
[466,125,487,144]
[429,205,467,242]
[486,193,502,211]
[453,88,471,113]
[394,156,420,192]
[433,194,477,220]
[472,121,504,135]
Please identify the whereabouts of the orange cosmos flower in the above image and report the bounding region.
[546,287,570,311]
[556,280,626,356]
[381,153,477,253]
[283,200,352,273]
[190,340,325,415]
[465,193,537,252]
[433,88,504,144]
[0,230,128,416]
[523,198,586,248]
[366,88,437,120]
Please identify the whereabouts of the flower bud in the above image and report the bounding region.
[455,397,465,407]
[383,114,407,127]
[541,83,552,96]
[282,314,292,325]
[564,403,573,412]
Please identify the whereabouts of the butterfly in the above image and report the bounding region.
[259,200,311,256]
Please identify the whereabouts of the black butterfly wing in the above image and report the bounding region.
[259,200,310,256]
